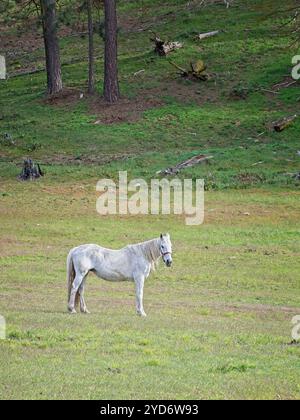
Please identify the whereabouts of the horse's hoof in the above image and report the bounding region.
[81,309,90,314]
[137,311,147,317]
[68,308,77,314]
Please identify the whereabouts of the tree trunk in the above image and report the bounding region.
[40,0,63,95]
[87,0,95,94]
[103,0,120,103]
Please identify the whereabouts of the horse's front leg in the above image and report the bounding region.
[134,274,146,317]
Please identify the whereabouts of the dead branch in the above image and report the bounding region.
[169,60,189,76]
[157,154,214,176]
[169,59,210,81]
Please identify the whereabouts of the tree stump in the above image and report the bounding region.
[18,159,44,181]
[151,36,182,56]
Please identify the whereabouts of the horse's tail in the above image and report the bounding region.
[67,250,80,309]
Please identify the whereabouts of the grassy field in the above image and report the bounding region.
[0,183,300,400]
[0,0,300,400]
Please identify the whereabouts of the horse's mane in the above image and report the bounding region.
[129,238,161,268]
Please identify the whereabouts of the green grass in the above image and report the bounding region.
[0,183,299,399]
[0,0,300,400]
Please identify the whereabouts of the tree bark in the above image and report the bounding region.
[40,0,63,95]
[103,0,120,103]
[87,0,95,94]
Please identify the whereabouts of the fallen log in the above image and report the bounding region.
[196,30,221,40]
[273,114,297,132]
[151,36,183,56]
[157,154,214,176]
[169,59,210,81]
[18,159,43,181]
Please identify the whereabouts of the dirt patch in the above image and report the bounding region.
[0,20,76,57]
[0,26,43,57]
[39,86,164,123]
[0,20,84,75]
[162,78,220,105]
[42,88,84,107]
[88,94,164,124]
[31,74,223,129]
[42,79,220,124]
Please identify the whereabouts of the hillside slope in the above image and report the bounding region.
[0,0,299,189]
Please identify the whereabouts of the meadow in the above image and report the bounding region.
[0,0,300,400]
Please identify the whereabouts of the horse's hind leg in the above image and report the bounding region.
[79,277,90,314]
[68,272,85,314]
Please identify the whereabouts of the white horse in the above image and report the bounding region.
[67,234,172,317]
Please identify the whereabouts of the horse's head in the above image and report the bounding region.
[160,233,173,267]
